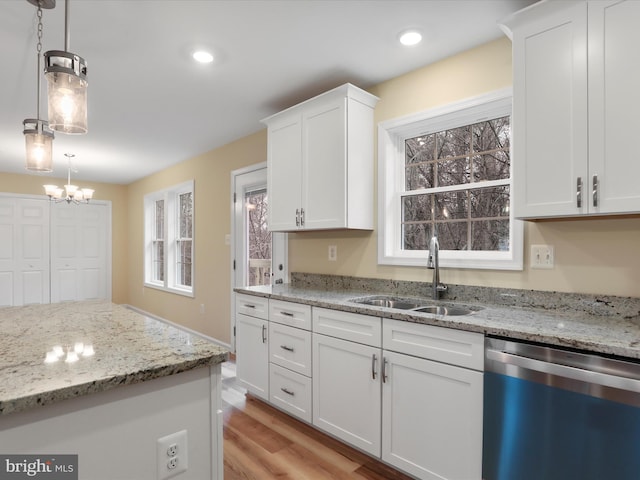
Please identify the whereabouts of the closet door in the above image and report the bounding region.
[0,197,50,306]
[51,202,110,302]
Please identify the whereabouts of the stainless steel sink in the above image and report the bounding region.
[349,295,480,316]
[355,297,422,310]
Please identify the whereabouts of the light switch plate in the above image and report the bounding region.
[531,244,554,269]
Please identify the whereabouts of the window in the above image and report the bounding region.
[378,89,522,270]
[144,180,194,295]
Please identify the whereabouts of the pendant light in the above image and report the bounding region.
[44,0,88,134]
[23,0,55,172]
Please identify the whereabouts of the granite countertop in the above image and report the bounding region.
[235,282,640,360]
[0,301,228,416]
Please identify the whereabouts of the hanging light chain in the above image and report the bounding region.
[36,1,44,124]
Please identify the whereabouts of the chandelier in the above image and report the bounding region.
[44,0,88,134]
[43,153,94,203]
[23,0,55,172]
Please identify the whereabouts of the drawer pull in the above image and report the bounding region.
[243,304,256,309]
[280,345,295,352]
[281,387,295,396]
[576,177,583,208]
[372,353,378,380]
[280,311,295,317]
[382,357,388,383]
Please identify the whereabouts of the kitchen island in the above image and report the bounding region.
[0,301,227,479]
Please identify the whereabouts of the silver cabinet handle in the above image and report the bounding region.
[281,387,295,396]
[243,303,255,309]
[280,311,294,317]
[372,353,378,380]
[280,345,294,352]
[295,208,300,227]
[593,174,598,208]
[261,324,267,344]
[576,177,583,208]
[300,207,305,226]
[382,357,388,383]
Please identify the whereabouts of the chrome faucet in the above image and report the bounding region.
[427,234,447,300]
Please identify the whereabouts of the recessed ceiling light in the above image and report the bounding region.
[399,30,422,46]
[192,50,214,63]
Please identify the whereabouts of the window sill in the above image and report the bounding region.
[143,282,194,298]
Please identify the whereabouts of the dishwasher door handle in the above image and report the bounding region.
[486,348,640,393]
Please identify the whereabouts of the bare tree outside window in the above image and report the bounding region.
[177,191,193,287]
[403,116,511,251]
[246,189,271,286]
[153,199,164,282]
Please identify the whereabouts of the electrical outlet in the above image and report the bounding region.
[157,430,188,480]
[328,245,337,261]
[531,244,554,269]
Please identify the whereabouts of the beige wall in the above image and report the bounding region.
[4,37,639,346]
[126,130,267,343]
[288,37,640,299]
[0,171,130,304]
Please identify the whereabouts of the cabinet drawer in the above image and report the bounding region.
[235,293,269,320]
[269,299,311,330]
[312,307,381,347]
[269,363,312,423]
[383,318,484,371]
[269,322,312,376]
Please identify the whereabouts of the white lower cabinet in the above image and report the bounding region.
[312,333,382,456]
[269,363,312,422]
[237,297,484,480]
[235,312,269,400]
[381,350,483,480]
[235,293,270,401]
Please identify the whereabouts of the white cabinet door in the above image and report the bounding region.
[235,313,269,400]
[509,1,588,218]
[302,98,347,230]
[50,202,110,303]
[267,114,302,231]
[588,0,640,214]
[382,351,483,480]
[312,333,381,456]
[0,197,50,306]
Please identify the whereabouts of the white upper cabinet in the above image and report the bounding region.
[262,83,379,231]
[503,0,640,218]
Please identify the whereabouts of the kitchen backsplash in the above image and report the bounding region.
[290,273,640,319]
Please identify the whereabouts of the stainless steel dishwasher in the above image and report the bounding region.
[483,337,640,480]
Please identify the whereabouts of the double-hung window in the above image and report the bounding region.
[144,180,194,295]
[378,89,523,270]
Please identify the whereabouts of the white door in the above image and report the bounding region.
[0,196,50,306]
[312,333,382,457]
[231,164,288,350]
[50,202,111,302]
[382,351,483,480]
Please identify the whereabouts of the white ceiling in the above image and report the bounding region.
[0,0,535,185]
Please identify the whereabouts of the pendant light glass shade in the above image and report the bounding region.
[23,119,54,172]
[44,50,88,134]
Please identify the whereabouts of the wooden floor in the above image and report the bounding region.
[222,360,415,480]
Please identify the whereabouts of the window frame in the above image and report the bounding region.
[377,88,523,270]
[144,180,195,296]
